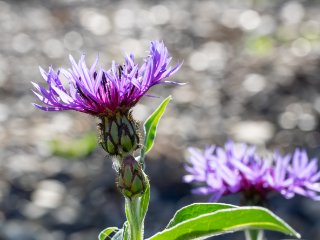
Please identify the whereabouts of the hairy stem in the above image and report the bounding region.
[125,197,144,240]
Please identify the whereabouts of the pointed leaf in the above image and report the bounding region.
[141,95,171,160]
[98,227,118,240]
[166,203,237,229]
[147,207,300,240]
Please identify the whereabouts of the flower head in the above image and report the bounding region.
[32,41,182,116]
[118,154,147,199]
[184,141,320,202]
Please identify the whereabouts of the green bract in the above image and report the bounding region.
[118,155,147,199]
[98,112,140,157]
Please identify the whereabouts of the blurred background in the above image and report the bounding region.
[1,0,320,239]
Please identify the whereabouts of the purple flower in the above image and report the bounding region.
[184,141,320,202]
[32,41,182,116]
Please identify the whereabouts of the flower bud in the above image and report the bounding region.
[118,155,146,199]
[98,112,140,157]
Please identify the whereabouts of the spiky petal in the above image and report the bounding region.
[32,41,182,116]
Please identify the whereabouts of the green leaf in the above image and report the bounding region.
[111,229,124,240]
[98,227,118,240]
[141,96,171,160]
[147,207,300,240]
[166,203,237,229]
[49,132,97,159]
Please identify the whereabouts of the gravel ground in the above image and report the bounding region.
[1,0,320,239]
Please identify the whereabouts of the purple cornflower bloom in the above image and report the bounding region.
[184,141,320,202]
[32,41,182,116]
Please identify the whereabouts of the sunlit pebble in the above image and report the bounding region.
[202,41,227,70]
[0,1,10,12]
[0,104,8,122]
[298,113,316,131]
[35,141,51,158]
[51,114,73,133]
[192,18,214,37]
[132,104,148,122]
[24,7,52,30]
[278,111,297,129]
[274,130,293,148]
[300,20,320,40]
[32,180,66,209]
[15,95,34,116]
[8,118,28,137]
[274,66,294,86]
[50,231,66,240]
[63,31,83,51]
[0,180,8,202]
[37,233,57,240]
[0,127,5,143]
[150,5,170,25]
[166,31,182,44]
[141,28,161,41]
[257,15,276,35]
[286,102,305,114]
[114,9,135,29]
[221,9,241,28]
[188,51,209,71]
[1,14,20,34]
[281,1,305,25]
[120,39,143,58]
[223,99,244,116]
[22,202,48,219]
[242,73,266,93]
[306,132,320,148]
[136,10,153,28]
[229,120,274,145]
[291,38,311,57]
[173,85,197,104]
[278,48,300,67]
[12,33,34,53]
[69,162,88,178]
[193,1,218,20]
[0,55,8,68]
[79,9,111,36]
[53,206,78,224]
[4,222,45,240]
[43,39,64,59]
[313,97,320,113]
[239,10,261,31]
[312,39,320,53]
[6,154,41,173]
[175,34,194,51]
[277,25,299,42]
[170,10,190,30]
[56,0,82,3]
[0,69,8,87]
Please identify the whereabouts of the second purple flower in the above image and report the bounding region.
[184,141,320,204]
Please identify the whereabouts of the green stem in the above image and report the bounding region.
[245,230,265,240]
[125,197,144,240]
